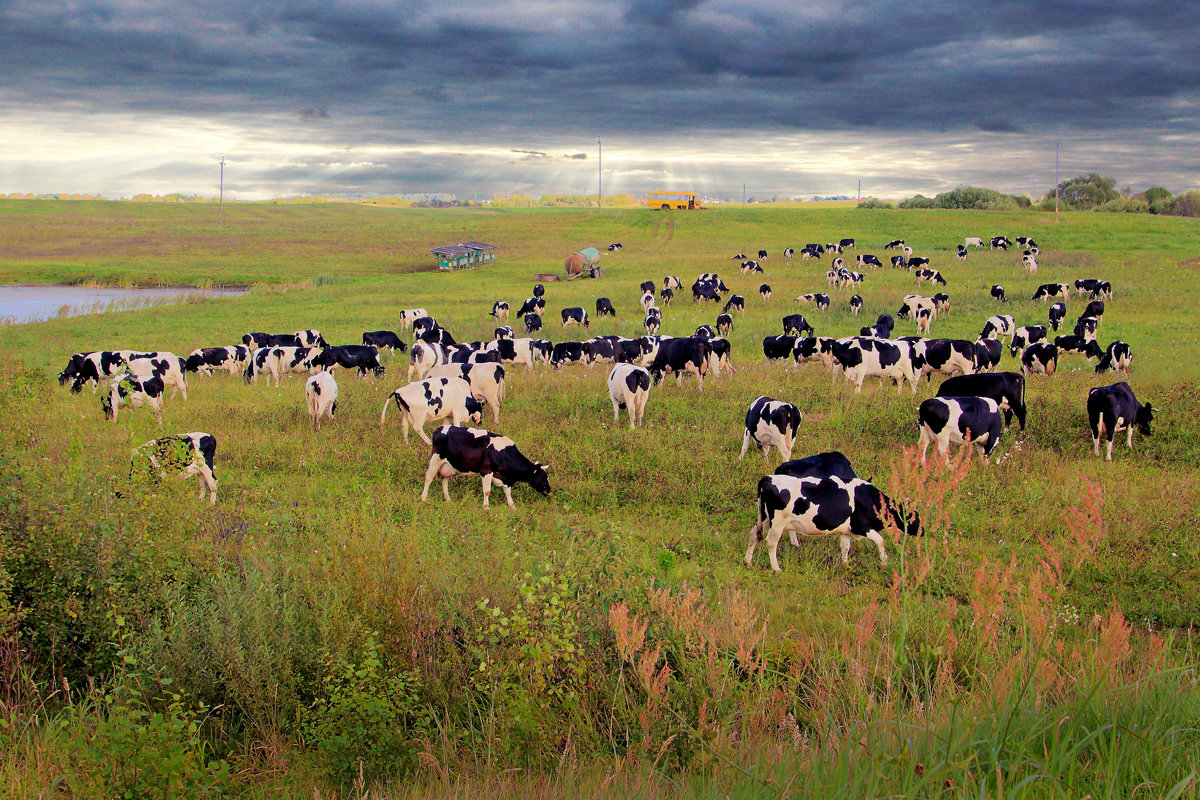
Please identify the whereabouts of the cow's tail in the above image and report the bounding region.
[381,392,408,429]
[243,362,254,384]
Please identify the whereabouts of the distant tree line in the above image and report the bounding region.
[863,174,1199,216]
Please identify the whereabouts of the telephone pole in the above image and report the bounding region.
[1055,140,1060,223]
[218,156,225,226]
[597,139,602,209]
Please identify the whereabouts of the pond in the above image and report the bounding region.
[0,284,246,324]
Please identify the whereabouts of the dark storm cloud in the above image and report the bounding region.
[2,0,1198,196]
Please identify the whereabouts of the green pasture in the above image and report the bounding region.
[2,201,1199,797]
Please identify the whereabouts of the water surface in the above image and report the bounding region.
[0,284,245,324]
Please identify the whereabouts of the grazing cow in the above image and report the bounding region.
[902,246,914,259]
[938,371,1027,431]
[757,249,768,260]
[561,307,589,328]
[741,396,802,462]
[856,254,883,269]
[305,371,338,431]
[185,345,251,376]
[1048,302,1067,331]
[800,246,820,261]
[648,337,709,390]
[723,294,745,314]
[595,297,616,318]
[908,256,931,269]
[607,363,651,429]
[795,293,831,309]
[1075,278,1103,297]
[644,315,661,335]
[873,314,895,338]
[980,315,1016,341]
[663,275,682,290]
[830,337,919,394]
[640,291,656,312]
[973,338,1003,372]
[763,335,797,361]
[932,293,950,313]
[965,237,984,248]
[782,314,815,337]
[1022,255,1038,275]
[126,432,218,505]
[884,239,905,250]
[918,396,1004,465]
[1021,342,1058,375]
[517,296,546,317]
[957,244,968,261]
[1031,283,1070,302]
[314,345,384,376]
[731,252,747,260]
[418,326,457,347]
[583,337,619,366]
[1082,299,1105,324]
[550,342,586,370]
[640,280,656,295]
[826,242,844,254]
[1091,281,1113,299]
[243,332,299,350]
[1054,334,1103,359]
[533,284,545,298]
[913,339,977,381]
[803,243,825,257]
[694,324,716,339]
[659,287,674,306]
[494,326,515,341]
[715,313,733,335]
[991,236,1012,250]
[607,242,623,251]
[745,474,919,571]
[991,285,1007,303]
[740,260,764,274]
[792,336,831,367]
[428,362,506,423]
[59,350,130,393]
[381,376,483,444]
[1009,325,1047,357]
[775,451,857,482]
[707,337,735,375]
[1087,382,1152,460]
[915,268,946,285]
[120,352,188,401]
[783,247,795,260]
[523,313,543,334]
[407,341,446,381]
[692,281,722,304]
[849,294,863,315]
[420,425,551,508]
[890,255,908,269]
[1074,316,1099,342]
[613,337,651,364]
[411,316,438,338]
[246,346,320,386]
[362,331,407,353]
[760,284,772,301]
[916,307,933,335]
[840,238,856,249]
[491,301,510,322]
[1095,341,1133,376]
[484,338,538,370]
[831,257,846,270]
[102,373,164,424]
[896,295,934,320]
[399,309,430,329]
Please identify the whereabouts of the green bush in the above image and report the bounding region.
[856,197,894,209]
[897,194,935,209]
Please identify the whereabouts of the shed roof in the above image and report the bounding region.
[429,245,475,256]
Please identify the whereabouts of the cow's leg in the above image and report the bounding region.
[501,483,515,508]
[744,520,762,566]
[480,473,493,509]
[416,418,433,446]
[611,395,621,423]
[1125,419,1134,450]
[839,535,852,564]
[765,521,787,573]
[420,456,443,502]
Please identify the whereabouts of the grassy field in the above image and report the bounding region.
[1,201,1199,798]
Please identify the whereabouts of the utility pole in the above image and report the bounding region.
[597,139,602,209]
[218,156,225,226]
[742,183,746,204]
[1055,140,1060,223]
[857,179,861,201]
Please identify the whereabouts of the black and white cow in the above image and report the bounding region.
[757,249,768,260]
[362,331,407,353]
[840,238,856,249]
[938,371,1027,431]
[741,260,763,274]
[782,314,815,337]
[792,336,832,367]
[692,282,722,304]
[990,285,1006,303]
[795,293,831,309]
[399,309,430,329]
[856,254,883,269]
[849,294,863,315]
[380,376,484,443]
[660,287,674,306]
[1048,302,1067,331]
[648,337,709,390]
[830,337,919,394]
[1087,382,1152,461]
[991,236,1012,250]
[897,295,935,320]
[694,324,716,339]
[1074,278,1101,297]
[1054,334,1103,360]
[184,346,251,376]
[524,313,543,334]
[763,335,797,361]
[890,255,908,269]
[305,371,339,431]
[1009,325,1047,357]
[731,253,747,260]
[826,242,844,254]
[1073,316,1099,342]
[1021,342,1058,375]
[957,244,968,261]
[872,314,896,338]
[421,425,550,508]
[723,295,745,314]
[1022,254,1038,275]
[103,373,165,424]
[607,242,623,251]
[916,307,934,335]
[1081,299,1105,324]
[980,315,1016,341]
[407,341,446,381]
[782,247,795,260]
[663,275,682,291]
[745,474,920,571]
[884,239,905,250]
[613,337,651,364]
[418,326,457,347]
[774,451,857,482]
[913,339,977,381]
[246,346,321,386]
[915,268,946,285]
[973,338,1003,372]
[550,342,586,370]
[714,313,733,336]
[561,307,589,328]
[643,315,661,335]
[243,332,299,350]
[583,337,619,366]
[908,256,931,270]
[918,396,1004,465]
[127,432,218,505]
[494,326,515,341]
[740,396,802,462]
[595,297,617,318]
[607,363,651,429]
[517,296,546,317]
[118,352,188,400]
[708,337,734,375]
[292,330,326,348]
[314,345,385,376]
[1095,341,1133,376]
[59,351,128,392]
[1031,283,1070,302]
[483,338,534,370]
[491,301,510,322]
[532,284,545,298]
[760,284,772,301]
[428,362,506,423]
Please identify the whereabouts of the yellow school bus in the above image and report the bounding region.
[646,191,702,210]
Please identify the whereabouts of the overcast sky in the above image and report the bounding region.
[2,1,1198,200]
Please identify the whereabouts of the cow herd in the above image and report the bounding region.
[55,229,1154,572]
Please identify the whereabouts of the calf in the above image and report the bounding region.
[561,307,589,328]
[420,425,550,508]
[362,331,407,353]
[648,337,709,390]
[315,345,384,376]
[1048,302,1067,331]
[990,285,1006,302]
[913,339,976,381]
[595,297,617,318]
[1087,382,1153,460]
[305,371,339,431]
[491,301,510,322]
[1009,325,1046,357]
[399,308,430,329]
[1031,283,1070,302]
[128,432,218,505]
[1095,341,1133,376]
[759,284,772,301]
[849,294,863,315]
[608,363,651,429]
[740,396,802,462]
[723,294,745,314]
[381,376,484,444]
[185,345,251,376]
[103,373,165,424]
[938,371,1027,431]
[918,396,1004,465]
[428,362,506,423]
[550,342,586,370]
[782,314,815,337]
[745,474,919,571]
[1021,342,1058,376]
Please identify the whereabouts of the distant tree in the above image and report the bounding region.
[857,197,894,209]
[930,186,1017,210]
[1175,191,1200,217]
[1139,186,1176,214]
[1055,174,1118,209]
[898,194,935,209]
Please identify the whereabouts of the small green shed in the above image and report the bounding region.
[430,241,496,271]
